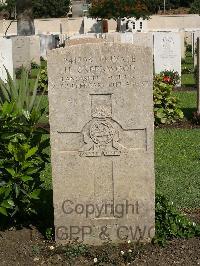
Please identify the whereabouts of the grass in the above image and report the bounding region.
[173,91,196,120]
[155,90,200,208]
[155,129,200,208]
[181,74,195,87]
[181,51,195,87]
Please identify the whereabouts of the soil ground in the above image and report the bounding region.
[0,210,200,266]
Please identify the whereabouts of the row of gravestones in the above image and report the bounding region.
[0,31,198,84]
[68,32,182,84]
[0,34,67,82]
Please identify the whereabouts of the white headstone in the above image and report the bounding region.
[193,31,200,66]
[0,38,13,82]
[29,36,41,65]
[11,36,31,70]
[154,32,181,79]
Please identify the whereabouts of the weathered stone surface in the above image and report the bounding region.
[66,37,104,46]
[103,32,121,43]
[0,37,13,81]
[10,36,40,70]
[29,36,40,65]
[83,17,102,34]
[11,36,31,69]
[48,42,155,245]
[154,32,181,79]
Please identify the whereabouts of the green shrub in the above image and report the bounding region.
[0,69,44,119]
[15,66,26,79]
[38,67,48,93]
[186,44,192,53]
[160,70,180,86]
[154,193,200,246]
[31,61,40,69]
[0,69,49,224]
[40,56,46,62]
[154,74,184,125]
[190,0,200,15]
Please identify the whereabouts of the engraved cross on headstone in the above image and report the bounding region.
[58,93,147,218]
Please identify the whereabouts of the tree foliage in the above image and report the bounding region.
[89,0,195,18]
[190,0,200,14]
[89,0,152,20]
[5,0,70,19]
[32,0,70,18]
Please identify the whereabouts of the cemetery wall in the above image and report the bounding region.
[147,15,200,31]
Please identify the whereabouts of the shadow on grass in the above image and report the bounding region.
[182,108,196,120]
[181,84,196,88]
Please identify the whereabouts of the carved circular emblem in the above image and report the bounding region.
[90,119,115,145]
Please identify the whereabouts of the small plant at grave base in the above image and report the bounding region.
[0,69,49,224]
[160,70,180,86]
[153,74,184,125]
[38,67,48,93]
[40,56,46,62]
[64,244,89,260]
[31,61,40,69]
[32,244,41,255]
[45,227,54,240]
[119,244,143,264]
[153,193,200,246]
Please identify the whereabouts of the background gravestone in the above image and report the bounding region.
[120,33,153,48]
[185,31,193,45]
[0,38,13,82]
[154,32,181,82]
[48,42,155,245]
[193,31,200,66]
[180,31,186,59]
[39,34,56,59]
[11,36,31,70]
[120,32,133,43]
[29,36,40,65]
[197,38,200,114]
